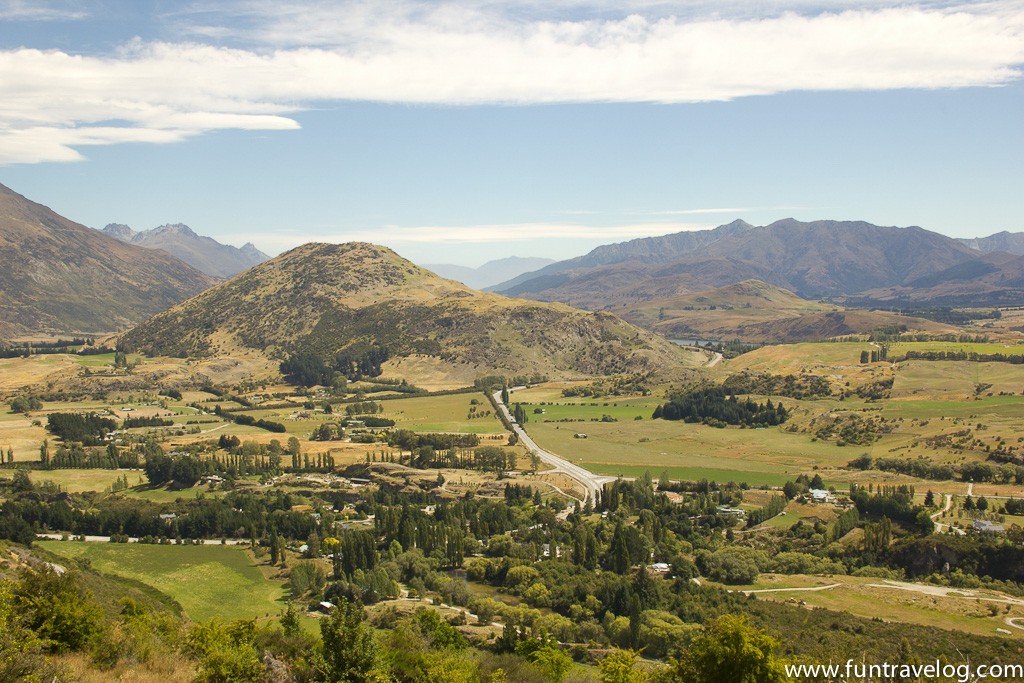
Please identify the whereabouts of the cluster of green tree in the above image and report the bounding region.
[896,308,1001,325]
[858,345,889,363]
[722,371,831,399]
[46,412,118,446]
[889,534,1024,584]
[745,495,786,527]
[652,388,788,427]
[279,352,336,387]
[374,445,519,473]
[143,452,212,487]
[813,413,890,446]
[849,484,932,532]
[345,400,383,415]
[866,325,907,342]
[159,388,183,400]
[513,402,530,424]
[829,507,860,542]
[390,430,482,452]
[900,350,1024,364]
[560,376,650,398]
[714,340,763,359]
[353,416,395,428]
[8,395,42,413]
[1,476,320,542]
[280,344,391,387]
[0,337,95,358]
[849,454,956,481]
[311,422,344,441]
[1004,498,1024,515]
[45,443,141,470]
[854,377,894,400]
[123,415,175,428]
[223,411,287,433]
[335,344,390,379]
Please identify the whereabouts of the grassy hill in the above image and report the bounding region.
[0,183,215,339]
[119,242,703,387]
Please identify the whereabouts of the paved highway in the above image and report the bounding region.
[493,388,615,505]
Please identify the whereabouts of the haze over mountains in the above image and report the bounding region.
[0,183,214,340]
[120,242,701,388]
[423,256,555,290]
[493,218,1024,309]
[102,222,269,278]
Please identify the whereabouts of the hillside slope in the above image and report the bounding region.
[612,280,953,342]
[0,184,215,339]
[120,242,703,387]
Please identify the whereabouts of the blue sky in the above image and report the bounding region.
[1,1,1022,266]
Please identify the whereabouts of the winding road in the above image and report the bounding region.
[493,388,614,505]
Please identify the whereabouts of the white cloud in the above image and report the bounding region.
[1,1,1022,164]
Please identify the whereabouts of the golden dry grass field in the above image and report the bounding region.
[725,573,1024,640]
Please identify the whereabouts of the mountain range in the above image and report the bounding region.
[492,219,1024,309]
[102,223,269,278]
[422,256,556,290]
[119,242,702,388]
[0,183,214,340]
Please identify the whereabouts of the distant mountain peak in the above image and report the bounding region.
[152,222,198,237]
[102,223,137,240]
[97,221,269,278]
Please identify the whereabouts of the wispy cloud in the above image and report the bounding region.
[0,0,87,21]
[1,1,1022,164]
[244,221,714,252]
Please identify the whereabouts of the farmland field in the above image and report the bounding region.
[519,412,853,486]
[29,468,146,493]
[38,541,288,622]
[729,574,1024,639]
[379,392,506,434]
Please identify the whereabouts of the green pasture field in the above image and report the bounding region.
[378,393,506,434]
[522,417,855,486]
[71,352,117,367]
[38,541,287,623]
